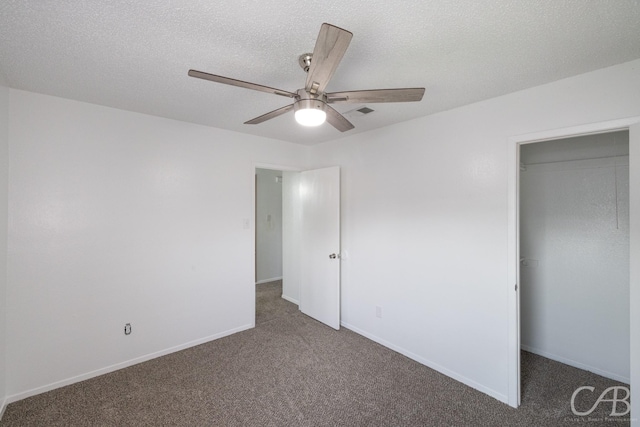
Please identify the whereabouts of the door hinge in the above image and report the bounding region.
[515,284,518,291]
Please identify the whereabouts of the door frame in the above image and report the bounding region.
[506,116,640,410]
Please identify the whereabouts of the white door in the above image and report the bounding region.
[299,166,341,330]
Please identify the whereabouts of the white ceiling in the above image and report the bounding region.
[1,1,639,145]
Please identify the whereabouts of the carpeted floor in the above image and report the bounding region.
[1,280,630,426]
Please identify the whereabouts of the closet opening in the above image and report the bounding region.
[518,130,630,413]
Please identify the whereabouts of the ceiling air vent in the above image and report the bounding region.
[344,106,375,119]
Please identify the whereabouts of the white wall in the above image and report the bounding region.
[309,59,640,403]
[2,58,640,419]
[0,83,9,416]
[5,89,307,400]
[520,145,629,382]
[255,169,283,284]
[282,171,301,304]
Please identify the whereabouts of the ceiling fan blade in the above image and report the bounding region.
[325,105,354,132]
[188,70,297,98]
[305,23,353,95]
[244,104,294,125]
[326,88,425,104]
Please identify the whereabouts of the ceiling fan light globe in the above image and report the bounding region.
[295,108,327,127]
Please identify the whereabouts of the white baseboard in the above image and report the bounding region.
[281,294,299,305]
[255,276,283,285]
[521,345,630,384]
[341,322,508,405]
[6,323,253,404]
[0,397,7,421]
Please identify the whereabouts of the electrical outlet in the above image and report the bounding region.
[124,323,132,335]
[376,306,382,319]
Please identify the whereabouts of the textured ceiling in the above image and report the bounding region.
[1,1,640,145]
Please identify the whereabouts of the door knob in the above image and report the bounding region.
[329,253,338,259]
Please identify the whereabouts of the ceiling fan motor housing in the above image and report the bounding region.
[294,88,327,111]
[294,98,325,112]
[294,89,327,126]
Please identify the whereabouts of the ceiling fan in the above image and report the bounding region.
[188,23,425,132]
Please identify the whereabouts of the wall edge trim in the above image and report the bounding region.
[281,294,299,305]
[5,323,253,404]
[256,277,283,285]
[521,345,630,384]
[341,322,508,404]
[0,397,7,421]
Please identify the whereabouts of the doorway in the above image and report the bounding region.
[507,118,640,412]
[252,165,342,330]
[254,167,303,307]
[255,168,284,286]
[519,131,630,403]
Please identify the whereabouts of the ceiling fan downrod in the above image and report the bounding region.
[298,53,313,73]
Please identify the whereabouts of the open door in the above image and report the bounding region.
[299,166,341,330]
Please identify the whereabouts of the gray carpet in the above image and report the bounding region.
[1,280,630,426]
